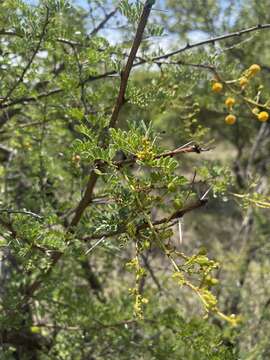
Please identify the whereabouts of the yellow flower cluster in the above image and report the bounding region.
[136,137,154,161]
[211,64,269,125]
[239,64,261,89]
[224,97,236,125]
[211,81,237,125]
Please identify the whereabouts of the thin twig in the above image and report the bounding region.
[151,23,270,61]
[0,209,42,220]
[90,8,118,36]
[246,122,269,176]
[141,253,162,292]
[154,60,217,74]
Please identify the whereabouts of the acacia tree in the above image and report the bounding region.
[0,0,270,359]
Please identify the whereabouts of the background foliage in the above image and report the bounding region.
[0,0,270,359]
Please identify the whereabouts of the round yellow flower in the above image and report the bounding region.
[225,97,235,108]
[212,82,223,93]
[225,114,236,125]
[257,111,269,122]
[248,64,261,76]
[239,77,248,88]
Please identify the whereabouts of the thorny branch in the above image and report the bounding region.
[114,143,210,168]
[151,24,270,61]
[1,23,270,109]
[23,0,156,302]
[83,199,208,241]
[70,0,155,227]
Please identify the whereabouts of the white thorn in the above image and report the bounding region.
[178,219,183,246]
[201,186,212,200]
[85,236,105,255]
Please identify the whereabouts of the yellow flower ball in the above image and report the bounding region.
[248,64,261,76]
[225,114,236,125]
[225,97,235,108]
[212,82,223,93]
[239,77,248,88]
[257,111,269,122]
